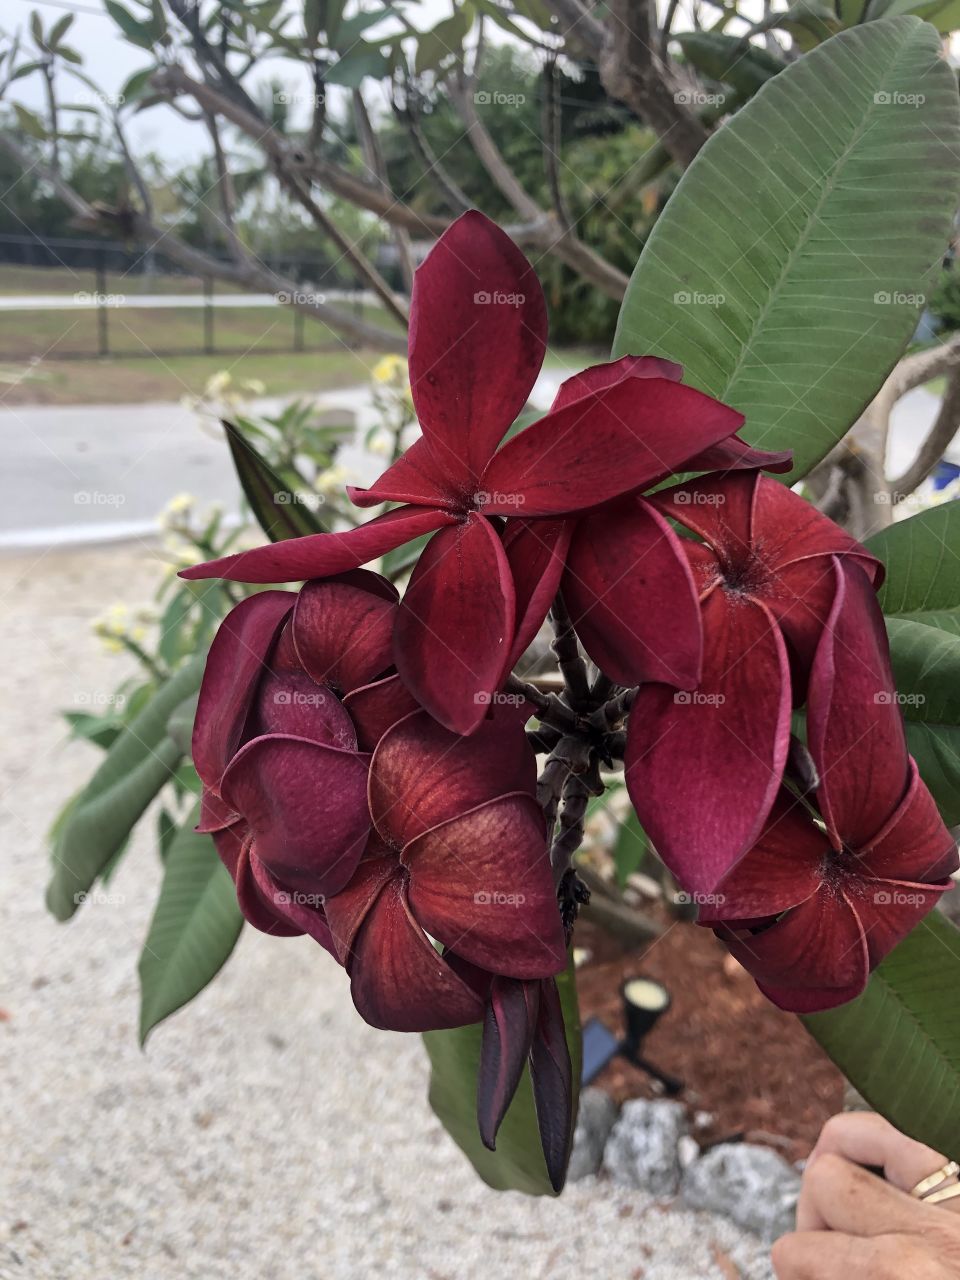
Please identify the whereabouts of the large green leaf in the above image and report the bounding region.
[886,616,960,822]
[613,17,960,481]
[868,500,960,619]
[47,657,204,920]
[423,961,582,1196]
[224,420,326,542]
[139,810,243,1044]
[805,913,960,1156]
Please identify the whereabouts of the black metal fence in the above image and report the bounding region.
[0,233,376,360]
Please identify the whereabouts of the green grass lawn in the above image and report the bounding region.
[0,292,594,406]
[0,263,252,296]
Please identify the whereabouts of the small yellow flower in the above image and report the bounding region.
[373,354,407,384]
[241,379,266,396]
[205,370,232,398]
[315,464,352,494]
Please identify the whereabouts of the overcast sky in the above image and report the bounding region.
[3,0,480,162]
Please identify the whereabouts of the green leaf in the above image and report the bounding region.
[613,18,960,482]
[48,12,75,47]
[138,810,243,1044]
[47,657,204,921]
[325,40,391,85]
[868,499,960,618]
[422,959,581,1196]
[12,102,48,139]
[104,0,157,49]
[382,531,431,580]
[157,807,177,860]
[304,0,321,45]
[63,709,125,751]
[9,60,45,81]
[612,809,651,889]
[805,913,960,1157]
[331,6,395,50]
[886,616,960,822]
[120,66,156,103]
[224,420,326,541]
[414,9,473,74]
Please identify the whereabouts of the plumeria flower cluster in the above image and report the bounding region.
[185,212,957,1185]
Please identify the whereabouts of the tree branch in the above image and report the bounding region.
[448,69,629,299]
[152,64,451,239]
[0,128,406,352]
[598,0,709,167]
[891,362,960,499]
[353,88,416,295]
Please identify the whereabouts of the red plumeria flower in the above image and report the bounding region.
[182,211,756,735]
[535,356,794,690]
[193,573,417,948]
[699,557,958,1012]
[323,708,566,1032]
[622,469,883,895]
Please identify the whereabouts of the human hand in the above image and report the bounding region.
[772,1112,960,1278]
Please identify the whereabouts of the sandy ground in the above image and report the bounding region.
[0,542,775,1280]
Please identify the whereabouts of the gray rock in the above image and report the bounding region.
[682,1143,801,1242]
[602,1099,687,1194]
[568,1088,619,1181]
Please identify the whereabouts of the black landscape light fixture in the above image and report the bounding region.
[581,974,683,1095]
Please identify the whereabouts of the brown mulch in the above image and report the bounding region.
[573,917,844,1163]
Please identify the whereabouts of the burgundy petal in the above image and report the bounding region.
[323,850,398,962]
[562,497,702,688]
[347,436,461,510]
[220,734,371,897]
[213,824,300,938]
[248,667,357,750]
[548,354,682,412]
[857,875,951,969]
[701,791,829,923]
[808,558,910,852]
[403,793,565,978]
[479,379,744,517]
[245,850,337,954]
[179,505,457,583]
[682,436,793,476]
[858,760,958,883]
[502,518,572,672]
[625,589,791,894]
[751,473,881,574]
[409,210,547,480]
[369,708,537,849]
[394,512,516,735]
[478,976,541,1149]
[198,786,240,833]
[342,674,420,753]
[293,577,397,693]
[529,975,574,1193]
[718,889,869,1013]
[649,472,757,562]
[192,590,292,789]
[347,877,485,1031]
[760,554,843,678]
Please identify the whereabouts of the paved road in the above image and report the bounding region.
[0,382,946,549]
[0,391,386,549]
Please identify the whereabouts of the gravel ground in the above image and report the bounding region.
[0,542,776,1280]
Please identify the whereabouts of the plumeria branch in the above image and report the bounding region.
[0,128,406,353]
